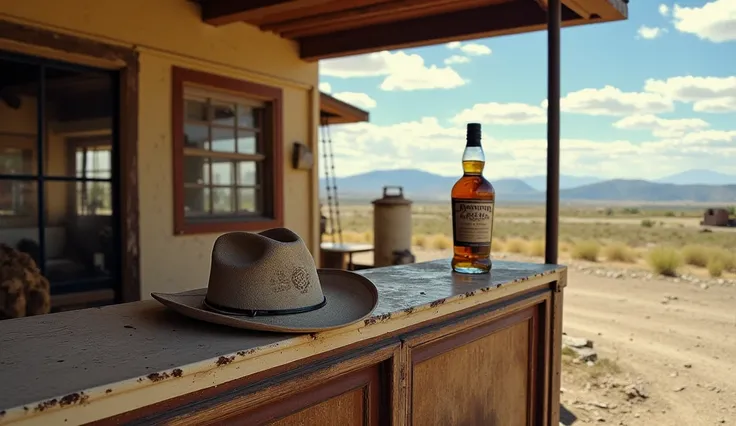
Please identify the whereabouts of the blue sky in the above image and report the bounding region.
[318,0,736,180]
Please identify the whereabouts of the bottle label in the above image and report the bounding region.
[452,198,494,247]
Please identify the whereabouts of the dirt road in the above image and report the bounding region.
[563,270,736,425]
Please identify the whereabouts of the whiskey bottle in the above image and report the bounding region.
[451,123,495,274]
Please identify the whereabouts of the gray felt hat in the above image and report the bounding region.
[152,228,378,333]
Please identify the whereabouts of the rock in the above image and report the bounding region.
[673,386,686,392]
[670,372,678,377]
[563,335,593,348]
[701,283,709,290]
[569,347,598,363]
[684,363,692,368]
[624,384,649,400]
[590,401,609,409]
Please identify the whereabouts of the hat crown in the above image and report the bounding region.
[205,229,324,312]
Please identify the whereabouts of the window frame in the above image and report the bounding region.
[171,67,284,235]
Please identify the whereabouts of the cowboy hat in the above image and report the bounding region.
[151,228,378,333]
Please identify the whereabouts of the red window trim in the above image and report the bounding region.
[171,66,284,235]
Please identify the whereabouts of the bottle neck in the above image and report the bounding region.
[462,145,485,175]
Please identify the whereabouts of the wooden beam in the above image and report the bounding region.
[265,0,505,38]
[201,0,335,26]
[319,92,369,124]
[299,0,546,61]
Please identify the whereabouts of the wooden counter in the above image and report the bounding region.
[0,259,566,426]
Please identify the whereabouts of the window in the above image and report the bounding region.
[73,143,113,216]
[172,67,283,235]
[0,146,34,216]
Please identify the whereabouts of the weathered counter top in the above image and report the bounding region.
[0,259,565,425]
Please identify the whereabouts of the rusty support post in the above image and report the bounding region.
[545,0,561,265]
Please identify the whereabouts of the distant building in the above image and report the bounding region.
[702,208,730,227]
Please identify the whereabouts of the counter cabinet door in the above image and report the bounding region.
[139,346,397,426]
[407,301,549,426]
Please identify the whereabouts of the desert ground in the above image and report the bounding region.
[333,202,736,425]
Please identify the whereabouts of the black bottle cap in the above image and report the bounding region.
[466,123,481,146]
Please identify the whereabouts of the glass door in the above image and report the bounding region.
[0,50,120,309]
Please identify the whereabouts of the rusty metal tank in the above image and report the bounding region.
[372,186,414,267]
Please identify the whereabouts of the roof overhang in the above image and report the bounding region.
[319,92,370,124]
[196,0,628,61]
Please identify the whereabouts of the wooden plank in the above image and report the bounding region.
[298,0,546,61]
[201,0,337,26]
[265,0,509,38]
[297,1,613,61]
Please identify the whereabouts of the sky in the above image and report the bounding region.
[318,0,736,180]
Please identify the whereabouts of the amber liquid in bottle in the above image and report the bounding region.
[451,123,496,274]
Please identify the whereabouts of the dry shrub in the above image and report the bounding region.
[647,246,682,277]
[505,238,527,254]
[572,240,600,262]
[707,248,734,277]
[412,234,428,249]
[604,242,636,263]
[431,234,452,250]
[491,239,505,252]
[707,257,725,277]
[682,245,709,267]
[527,240,545,257]
[559,241,572,253]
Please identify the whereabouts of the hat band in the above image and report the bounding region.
[202,296,327,318]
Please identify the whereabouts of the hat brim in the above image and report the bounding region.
[151,269,379,333]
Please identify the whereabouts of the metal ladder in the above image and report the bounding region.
[320,116,343,245]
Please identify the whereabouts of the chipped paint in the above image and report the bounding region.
[0,258,563,425]
[216,356,235,367]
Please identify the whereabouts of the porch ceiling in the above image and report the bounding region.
[196,0,628,61]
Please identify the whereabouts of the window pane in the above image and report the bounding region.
[186,99,207,121]
[184,124,209,149]
[237,104,256,128]
[0,146,34,175]
[0,179,35,218]
[73,144,112,179]
[212,188,234,213]
[211,126,236,153]
[74,181,113,216]
[44,67,114,177]
[236,130,257,154]
[211,101,235,126]
[183,156,210,184]
[0,182,39,267]
[184,187,210,216]
[237,188,257,213]
[211,160,234,185]
[0,59,38,176]
[237,161,257,185]
[43,181,115,283]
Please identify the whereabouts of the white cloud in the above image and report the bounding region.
[318,82,332,93]
[326,118,736,179]
[331,92,377,110]
[613,114,710,137]
[637,25,667,39]
[554,86,674,116]
[644,76,736,112]
[447,41,492,56]
[451,102,547,125]
[444,55,471,65]
[672,0,736,42]
[659,4,670,16]
[320,50,466,91]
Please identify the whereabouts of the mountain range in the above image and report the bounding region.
[320,169,736,203]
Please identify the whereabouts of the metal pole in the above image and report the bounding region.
[545,0,561,264]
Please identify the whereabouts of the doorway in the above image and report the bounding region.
[0,50,121,310]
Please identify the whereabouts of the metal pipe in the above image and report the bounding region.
[545,0,561,265]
